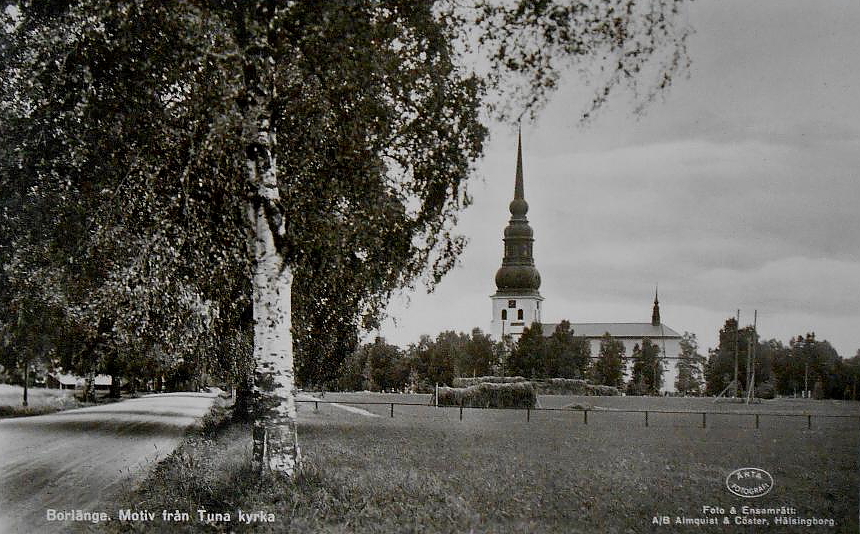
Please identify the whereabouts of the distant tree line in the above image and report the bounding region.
[332,318,860,401]
[704,318,860,400]
[335,328,500,393]
[331,321,701,396]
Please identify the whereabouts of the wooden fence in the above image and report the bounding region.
[295,399,860,430]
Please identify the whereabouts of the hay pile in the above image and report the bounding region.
[451,376,527,387]
[436,382,536,409]
[443,377,619,399]
[532,378,620,396]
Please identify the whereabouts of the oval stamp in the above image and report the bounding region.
[726,467,773,498]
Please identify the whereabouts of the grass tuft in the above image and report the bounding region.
[0,404,68,418]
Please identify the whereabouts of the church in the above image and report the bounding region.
[490,133,683,393]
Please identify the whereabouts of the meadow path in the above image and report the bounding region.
[0,391,219,533]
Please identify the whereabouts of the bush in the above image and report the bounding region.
[587,384,621,396]
[451,376,528,387]
[436,382,536,408]
[755,381,776,400]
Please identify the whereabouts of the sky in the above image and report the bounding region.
[379,0,860,357]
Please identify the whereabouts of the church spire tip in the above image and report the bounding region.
[514,126,524,201]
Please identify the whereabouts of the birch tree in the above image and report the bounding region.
[1,0,691,477]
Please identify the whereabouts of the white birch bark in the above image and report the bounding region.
[248,123,300,477]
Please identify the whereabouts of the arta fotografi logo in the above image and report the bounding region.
[726,468,773,498]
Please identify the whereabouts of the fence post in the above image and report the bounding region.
[527,407,530,422]
[314,401,319,412]
[755,414,759,429]
[807,414,811,429]
[645,411,649,427]
[702,412,707,429]
[584,409,588,425]
[390,403,394,418]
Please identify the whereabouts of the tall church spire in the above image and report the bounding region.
[651,285,661,326]
[494,131,540,295]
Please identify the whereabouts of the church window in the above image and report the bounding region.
[508,300,516,308]
[501,309,507,320]
[517,309,523,320]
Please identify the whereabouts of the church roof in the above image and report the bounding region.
[541,322,682,339]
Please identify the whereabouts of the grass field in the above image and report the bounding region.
[99,393,859,533]
[0,384,85,418]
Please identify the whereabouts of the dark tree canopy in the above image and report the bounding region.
[628,338,662,395]
[0,0,693,421]
[674,332,704,395]
[590,332,625,387]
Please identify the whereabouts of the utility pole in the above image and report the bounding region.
[804,362,809,399]
[23,360,29,407]
[746,310,757,404]
[733,309,740,398]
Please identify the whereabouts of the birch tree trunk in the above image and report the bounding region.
[248,122,300,477]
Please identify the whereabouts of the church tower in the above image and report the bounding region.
[490,131,543,341]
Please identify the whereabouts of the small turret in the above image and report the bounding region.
[651,286,661,326]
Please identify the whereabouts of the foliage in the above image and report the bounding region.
[407,333,459,388]
[460,328,498,378]
[1,0,694,473]
[701,319,858,400]
[507,321,590,379]
[335,338,407,392]
[339,331,508,392]
[627,338,663,395]
[544,320,591,378]
[1,0,489,395]
[468,0,692,121]
[772,333,846,399]
[507,322,546,378]
[674,332,705,395]
[703,318,755,396]
[590,332,625,388]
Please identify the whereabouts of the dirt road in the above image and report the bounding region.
[0,391,219,533]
